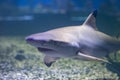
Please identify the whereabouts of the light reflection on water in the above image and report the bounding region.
[0,15,33,21]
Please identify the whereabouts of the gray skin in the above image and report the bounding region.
[26,10,120,67]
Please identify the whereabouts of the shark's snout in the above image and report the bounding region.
[26,37,34,42]
[25,35,37,45]
[26,36,48,43]
[25,36,37,45]
[26,35,51,48]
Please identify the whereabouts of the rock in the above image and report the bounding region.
[15,54,26,61]
[17,50,24,54]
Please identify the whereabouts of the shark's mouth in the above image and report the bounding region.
[37,47,55,52]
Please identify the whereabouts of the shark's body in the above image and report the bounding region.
[26,10,120,67]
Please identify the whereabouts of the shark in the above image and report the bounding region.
[26,10,120,67]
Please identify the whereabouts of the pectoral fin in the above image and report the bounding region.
[44,55,59,67]
[77,52,108,63]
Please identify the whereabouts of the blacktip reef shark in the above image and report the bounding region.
[26,10,120,67]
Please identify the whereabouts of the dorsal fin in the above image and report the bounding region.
[83,10,98,30]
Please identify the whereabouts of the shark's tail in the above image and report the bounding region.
[111,39,120,61]
[111,38,120,52]
[116,40,120,50]
[116,34,120,50]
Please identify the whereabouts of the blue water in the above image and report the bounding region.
[0,11,120,36]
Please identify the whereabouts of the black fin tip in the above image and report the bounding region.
[92,10,97,18]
